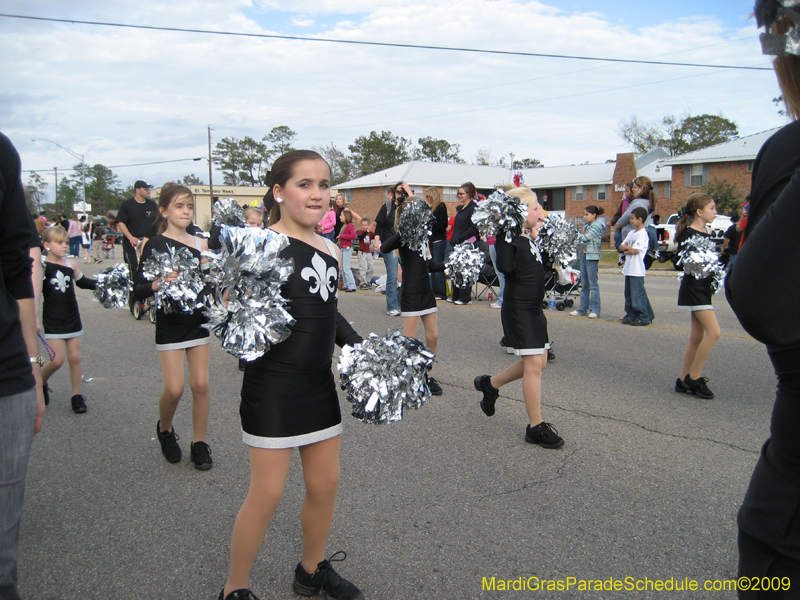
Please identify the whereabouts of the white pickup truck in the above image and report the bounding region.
[656,213,733,269]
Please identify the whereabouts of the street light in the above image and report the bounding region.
[32,138,87,214]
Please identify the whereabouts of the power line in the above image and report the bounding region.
[0,13,772,71]
[22,157,203,174]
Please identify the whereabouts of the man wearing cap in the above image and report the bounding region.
[116,180,158,284]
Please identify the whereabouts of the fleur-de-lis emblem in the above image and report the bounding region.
[528,239,542,264]
[300,253,338,301]
[50,270,71,293]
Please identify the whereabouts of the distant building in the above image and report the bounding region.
[152,184,270,230]
[333,151,670,226]
[658,127,780,215]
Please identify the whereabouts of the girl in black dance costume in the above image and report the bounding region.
[473,187,564,449]
[379,197,444,396]
[134,184,213,470]
[673,192,721,400]
[220,151,364,600]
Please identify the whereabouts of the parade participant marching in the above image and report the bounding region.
[674,193,721,399]
[220,150,365,600]
[133,184,213,470]
[473,188,564,449]
[379,197,444,396]
[40,226,97,413]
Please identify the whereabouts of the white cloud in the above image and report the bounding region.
[1,0,785,199]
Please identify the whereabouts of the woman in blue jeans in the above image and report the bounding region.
[571,205,606,318]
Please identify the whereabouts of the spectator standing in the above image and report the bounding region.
[426,187,448,301]
[374,183,407,316]
[0,131,46,600]
[67,214,82,257]
[448,182,479,305]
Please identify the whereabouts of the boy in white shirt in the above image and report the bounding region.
[620,207,654,326]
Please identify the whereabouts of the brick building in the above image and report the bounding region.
[658,127,780,216]
[333,151,670,225]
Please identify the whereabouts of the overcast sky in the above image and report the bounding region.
[1,0,786,204]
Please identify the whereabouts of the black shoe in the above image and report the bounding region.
[620,317,633,325]
[427,376,442,396]
[675,377,691,394]
[43,383,50,406]
[218,588,261,600]
[293,551,364,600]
[547,348,556,362]
[683,375,714,399]
[629,319,650,326]
[474,375,499,417]
[499,336,507,348]
[525,422,564,449]
[157,421,182,463]
[71,394,87,414]
[190,441,213,470]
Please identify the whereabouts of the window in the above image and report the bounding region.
[411,185,424,197]
[596,185,608,200]
[747,160,754,172]
[662,181,671,198]
[683,164,709,187]
[574,185,585,202]
[364,187,371,196]
[343,189,353,203]
[444,187,459,202]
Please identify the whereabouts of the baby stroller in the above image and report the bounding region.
[542,255,581,311]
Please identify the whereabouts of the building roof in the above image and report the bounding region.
[336,160,621,191]
[660,128,782,166]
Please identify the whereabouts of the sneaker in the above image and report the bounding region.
[588,313,599,319]
[427,376,443,396]
[683,375,714,399]
[620,317,633,325]
[43,383,50,406]
[675,377,692,394]
[293,551,364,600]
[218,588,261,600]
[386,309,400,316]
[569,310,585,316]
[71,394,87,414]
[629,319,650,326]
[156,421,182,463]
[474,374,499,417]
[547,345,556,361]
[454,300,472,305]
[617,254,625,267]
[445,298,454,303]
[489,301,502,309]
[525,422,564,449]
[190,441,213,470]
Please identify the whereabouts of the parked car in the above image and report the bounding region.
[656,213,732,269]
[112,231,124,245]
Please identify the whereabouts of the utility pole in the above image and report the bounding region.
[208,126,214,208]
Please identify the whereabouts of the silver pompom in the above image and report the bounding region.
[202,227,296,360]
[93,263,132,308]
[338,329,435,424]
[142,246,207,314]
[212,198,246,227]
[399,198,435,258]
[445,242,484,288]
[678,235,726,294]
[534,215,581,268]
[471,190,528,242]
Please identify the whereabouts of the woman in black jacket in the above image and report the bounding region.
[448,182,479,305]
[426,187,448,300]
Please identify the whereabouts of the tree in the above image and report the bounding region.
[703,178,743,216]
[413,137,464,163]
[84,164,121,215]
[512,158,543,169]
[348,131,411,176]
[474,147,495,166]
[617,113,738,156]
[264,126,297,157]
[178,174,204,185]
[212,136,270,186]
[56,176,81,215]
[314,143,356,185]
[24,172,47,213]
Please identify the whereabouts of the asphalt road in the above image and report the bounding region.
[18,259,775,599]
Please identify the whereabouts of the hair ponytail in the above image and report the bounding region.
[676,192,713,236]
[633,176,656,214]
